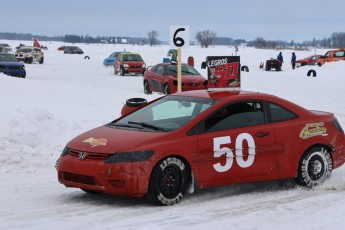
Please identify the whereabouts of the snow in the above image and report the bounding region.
[1,40,345,229]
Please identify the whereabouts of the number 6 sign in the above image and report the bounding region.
[170,26,190,49]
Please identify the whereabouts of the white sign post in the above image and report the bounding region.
[170,26,190,92]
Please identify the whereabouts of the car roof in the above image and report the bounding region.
[170,89,308,112]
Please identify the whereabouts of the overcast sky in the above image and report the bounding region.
[2,0,344,42]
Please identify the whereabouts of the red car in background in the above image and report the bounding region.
[317,48,345,66]
[295,55,323,67]
[56,90,345,205]
[144,63,207,95]
[114,52,146,76]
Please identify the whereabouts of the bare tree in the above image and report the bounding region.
[147,30,159,46]
[195,30,216,48]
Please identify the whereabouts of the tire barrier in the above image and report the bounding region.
[121,98,147,116]
[84,56,90,60]
[241,65,249,72]
[307,69,317,77]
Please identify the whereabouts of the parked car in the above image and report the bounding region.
[0,52,26,78]
[14,46,44,64]
[64,46,84,54]
[265,58,282,71]
[0,43,13,53]
[103,51,122,66]
[143,63,207,95]
[56,89,345,205]
[317,48,345,66]
[295,55,323,67]
[114,52,146,76]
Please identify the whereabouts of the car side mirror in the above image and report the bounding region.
[201,61,207,69]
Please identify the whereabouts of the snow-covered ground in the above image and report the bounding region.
[1,40,345,229]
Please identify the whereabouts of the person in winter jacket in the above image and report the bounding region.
[277,52,283,63]
[291,52,296,69]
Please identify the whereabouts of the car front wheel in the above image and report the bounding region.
[147,157,189,206]
[120,67,125,76]
[144,81,152,94]
[164,84,170,95]
[295,146,332,188]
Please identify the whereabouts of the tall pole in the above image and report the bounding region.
[177,48,182,92]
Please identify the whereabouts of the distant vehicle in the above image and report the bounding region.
[114,52,146,76]
[56,89,345,205]
[265,58,282,71]
[295,55,323,67]
[317,48,345,66]
[14,46,44,64]
[64,46,84,54]
[103,51,122,66]
[0,52,26,78]
[143,63,207,95]
[57,46,65,51]
[0,43,12,53]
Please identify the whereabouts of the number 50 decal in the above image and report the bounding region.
[213,133,256,173]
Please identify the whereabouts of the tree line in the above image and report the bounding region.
[1,31,345,48]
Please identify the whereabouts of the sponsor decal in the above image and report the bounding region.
[83,137,107,147]
[299,122,328,139]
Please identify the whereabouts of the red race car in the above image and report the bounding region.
[143,63,207,95]
[295,55,323,67]
[56,90,345,205]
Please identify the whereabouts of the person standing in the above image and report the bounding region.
[277,52,284,63]
[291,52,297,69]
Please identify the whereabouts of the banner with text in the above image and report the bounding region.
[206,56,241,91]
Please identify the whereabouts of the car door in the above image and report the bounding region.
[195,101,282,185]
[149,64,165,92]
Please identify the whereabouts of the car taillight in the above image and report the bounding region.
[332,119,344,133]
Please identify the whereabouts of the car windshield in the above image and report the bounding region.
[123,54,142,61]
[110,95,217,132]
[166,65,200,76]
[0,53,19,62]
[17,48,33,53]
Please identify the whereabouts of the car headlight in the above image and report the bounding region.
[142,63,146,68]
[123,64,129,68]
[105,150,154,163]
[60,147,70,157]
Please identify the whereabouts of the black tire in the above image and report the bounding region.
[147,157,189,206]
[39,57,44,64]
[120,67,125,76]
[27,57,33,64]
[295,146,332,188]
[265,65,270,71]
[164,84,170,95]
[144,81,152,94]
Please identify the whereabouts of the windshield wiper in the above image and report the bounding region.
[128,121,167,132]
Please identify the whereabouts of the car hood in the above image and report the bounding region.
[66,125,171,153]
[181,75,206,83]
[0,61,24,67]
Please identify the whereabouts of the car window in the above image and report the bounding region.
[123,54,142,61]
[166,65,200,76]
[115,96,217,131]
[334,51,345,57]
[269,103,298,122]
[205,101,265,132]
[155,65,164,75]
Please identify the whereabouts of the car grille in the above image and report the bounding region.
[63,172,101,186]
[69,149,109,160]
[186,83,201,87]
[0,65,23,70]
[130,66,142,68]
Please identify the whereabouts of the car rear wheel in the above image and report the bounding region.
[295,146,332,188]
[144,81,152,94]
[120,67,125,76]
[147,157,189,206]
[27,57,33,64]
[39,57,44,64]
